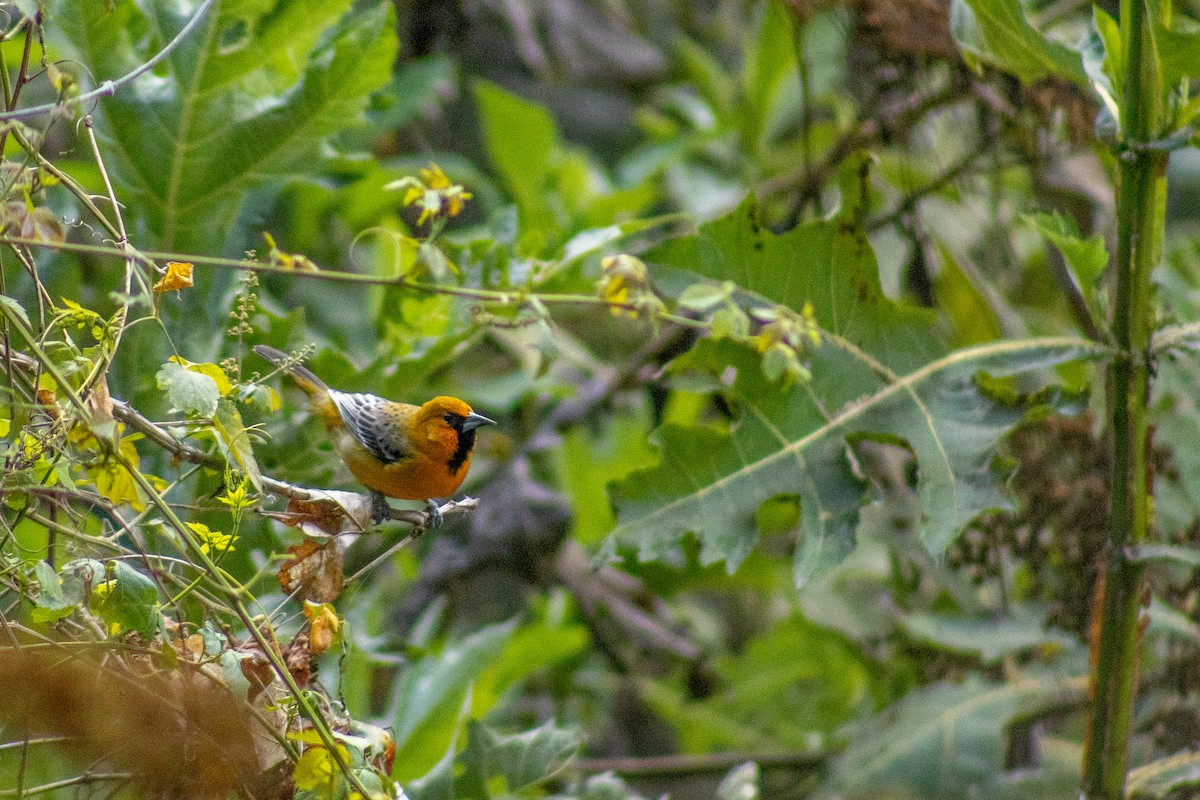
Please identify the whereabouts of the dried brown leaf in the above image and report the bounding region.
[277,539,345,603]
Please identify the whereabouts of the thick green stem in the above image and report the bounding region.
[1082,1,1168,797]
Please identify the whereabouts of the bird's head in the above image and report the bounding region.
[416,396,495,473]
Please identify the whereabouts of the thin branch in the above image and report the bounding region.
[0,236,707,328]
[570,750,827,779]
[0,0,217,122]
[764,81,962,230]
[0,772,133,797]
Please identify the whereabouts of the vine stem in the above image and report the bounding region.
[0,0,217,123]
[0,235,708,328]
[1081,1,1168,797]
[0,303,374,797]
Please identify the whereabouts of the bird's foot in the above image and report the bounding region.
[370,491,391,525]
[423,499,444,531]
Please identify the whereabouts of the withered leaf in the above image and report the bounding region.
[277,540,344,603]
[153,261,194,294]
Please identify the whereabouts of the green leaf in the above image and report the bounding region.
[820,674,1088,798]
[554,406,660,546]
[741,0,798,149]
[644,615,876,752]
[212,398,263,491]
[645,187,941,375]
[468,720,580,794]
[676,36,735,118]
[472,620,589,713]
[33,560,70,610]
[933,242,1002,347]
[1156,19,1200,96]
[0,294,32,332]
[370,55,455,130]
[48,0,398,250]
[30,560,75,624]
[1147,595,1200,644]
[156,360,220,417]
[678,282,732,312]
[949,0,1088,87]
[1086,7,1123,111]
[391,620,517,781]
[614,190,1103,583]
[611,337,1100,584]
[1128,751,1200,799]
[901,608,1075,663]
[407,720,580,800]
[96,561,161,637]
[473,81,561,240]
[1131,544,1200,568]
[1022,211,1108,318]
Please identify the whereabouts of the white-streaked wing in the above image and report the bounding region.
[329,391,411,464]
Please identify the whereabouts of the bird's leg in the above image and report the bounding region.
[370,491,391,525]
[424,498,444,530]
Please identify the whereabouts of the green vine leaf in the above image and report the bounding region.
[49,0,398,250]
[645,185,941,375]
[212,398,263,491]
[616,182,1105,584]
[407,720,580,800]
[157,360,220,417]
[609,336,1103,586]
[819,673,1089,798]
[1128,751,1200,799]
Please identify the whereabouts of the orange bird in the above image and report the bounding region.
[254,345,494,526]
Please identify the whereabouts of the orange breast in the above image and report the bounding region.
[341,441,470,500]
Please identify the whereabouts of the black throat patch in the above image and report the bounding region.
[446,427,476,475]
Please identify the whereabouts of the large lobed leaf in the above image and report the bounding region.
[818,673,1088,798]
[48,0,397,251]
[609,187,1105,585]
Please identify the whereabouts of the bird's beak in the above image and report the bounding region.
[462,412,496,432]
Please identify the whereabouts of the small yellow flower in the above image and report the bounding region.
[263,232,318,271]
[388,163,473,227]
[597,255,657,317]
[420,164,451,189]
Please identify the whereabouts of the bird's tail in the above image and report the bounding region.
[253,345,330,396]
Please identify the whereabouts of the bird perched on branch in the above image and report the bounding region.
[254,344,494,527]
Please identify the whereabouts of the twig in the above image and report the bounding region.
[343,498,479,584]
[0,19,34,155]
[764,81,962,230]
[0,0,217,122]
[570,750,828,779]
[0,236,708,329]
[0,772,133,797]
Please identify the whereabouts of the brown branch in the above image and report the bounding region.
[763,81,963,230]
[570,749,828,779]
[0,347,448,532]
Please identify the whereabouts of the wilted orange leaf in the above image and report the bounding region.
[303,602,341,655]
[154,261,194,294]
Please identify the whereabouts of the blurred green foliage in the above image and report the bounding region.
[4,1,1200,799]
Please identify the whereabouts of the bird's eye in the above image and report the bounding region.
[443,412,455,424]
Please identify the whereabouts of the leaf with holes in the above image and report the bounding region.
[609,337,1101,586]
[610,181,1103,585]
[818,673,1088,798]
